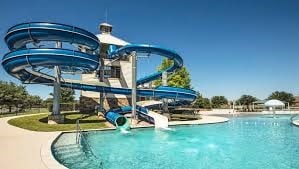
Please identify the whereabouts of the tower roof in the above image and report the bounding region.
[97,22,129,46]
[96,34,129,46]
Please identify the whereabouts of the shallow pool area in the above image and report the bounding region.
[52,115,299,169]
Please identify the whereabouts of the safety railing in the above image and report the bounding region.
[75,119,101,163]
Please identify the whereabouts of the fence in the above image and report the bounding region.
[0,103,79,117]
[0,105,46,117]
[47,103,80,112]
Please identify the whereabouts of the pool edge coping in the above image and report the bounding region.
[292,120,299,126]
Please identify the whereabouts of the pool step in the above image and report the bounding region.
[68,159,102,169]
[58,150,86,159]
[63,152,102,169]
[54,146,83,155]
[53,142,103,169]
[54,144,82,151]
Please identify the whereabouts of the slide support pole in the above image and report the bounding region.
[131,51,137,121]
[49,41,64,124]
[52,41,62,115]
[99,57,105,112]
[162,71,169,113]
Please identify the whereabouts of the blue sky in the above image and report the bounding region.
[0,0,299,100]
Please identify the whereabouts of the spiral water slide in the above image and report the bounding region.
[2,22,197,129]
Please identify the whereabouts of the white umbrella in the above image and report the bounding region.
[264,99,285,107]
[264,99,285,117]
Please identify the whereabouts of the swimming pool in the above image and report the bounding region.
[52,115,299,169]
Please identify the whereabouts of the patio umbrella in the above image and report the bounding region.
[265,99,285,107]
[264,99,285,117]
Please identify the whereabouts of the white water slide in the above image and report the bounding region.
[137,100,168,129]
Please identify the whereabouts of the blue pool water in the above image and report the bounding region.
[52,116,299,169]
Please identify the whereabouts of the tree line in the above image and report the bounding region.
[192,91,296,110]
[0,80,75,113]
[0,81,42,112]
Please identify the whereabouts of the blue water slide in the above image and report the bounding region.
[105,105,154,128]
[109,44,182,85]
[5,22,99,50]
[2,22,197,128]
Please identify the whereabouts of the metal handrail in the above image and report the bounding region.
[75,119,101,162]
[75,119,82,144]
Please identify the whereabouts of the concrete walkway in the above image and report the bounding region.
[0,114,63,169]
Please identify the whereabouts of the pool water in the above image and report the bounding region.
[52,116,299,169]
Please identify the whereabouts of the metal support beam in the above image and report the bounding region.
[131,51,137,120]
[99,57,105,112]
[162,71,169,113]
[52,42,62,115]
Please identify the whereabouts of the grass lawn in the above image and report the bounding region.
[8,112,108,132]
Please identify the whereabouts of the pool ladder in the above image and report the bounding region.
[76,119,83,144]
[76,119,102,165]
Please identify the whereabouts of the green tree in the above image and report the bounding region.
[41,98,53,108]
[50,87,75,103]
[211,96,228,108]
[26,95,42,109]
[0,81,28,112]
[153,59,191,89]
[60,88,75,102]
[268,91,295,105]
[192,92,211,109]
[237,95,258,111]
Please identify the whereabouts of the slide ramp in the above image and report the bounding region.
[147,111,168,129]
[137,100,168,128]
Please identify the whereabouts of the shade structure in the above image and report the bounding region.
[264,99,285,107]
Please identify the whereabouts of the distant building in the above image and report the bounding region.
[79,23,133,112]
[292,96,299,108]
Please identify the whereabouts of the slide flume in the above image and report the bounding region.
[2,22,197,129]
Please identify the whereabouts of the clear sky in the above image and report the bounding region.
[0,0,299,100]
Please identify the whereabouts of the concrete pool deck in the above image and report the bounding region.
[0,114,228,169]
[292,120,299,126]
[0,114,65,169]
